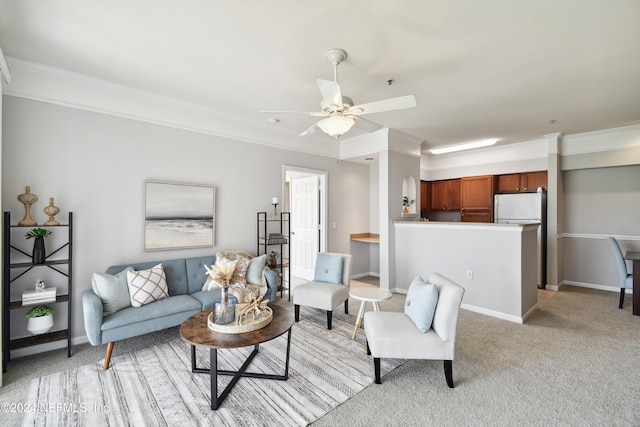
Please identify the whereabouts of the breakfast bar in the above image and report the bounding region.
[393,221,540,323]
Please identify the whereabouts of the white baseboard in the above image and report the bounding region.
[460,304,526,324]
[351,272,380,279]
[561,280,630,293]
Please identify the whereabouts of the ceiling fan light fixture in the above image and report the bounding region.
[429,138,498,155]
[317,115,355,137]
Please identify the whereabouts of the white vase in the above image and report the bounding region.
[27,314,54,335]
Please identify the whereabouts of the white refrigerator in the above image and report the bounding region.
[494,192,547,289]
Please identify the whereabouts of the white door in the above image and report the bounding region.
[291,175,319,280]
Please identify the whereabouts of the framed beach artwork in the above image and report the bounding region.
[144,181,215,250]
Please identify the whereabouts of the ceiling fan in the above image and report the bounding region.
[262,48,416,139]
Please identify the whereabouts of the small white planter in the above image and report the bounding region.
[27,314,54,335]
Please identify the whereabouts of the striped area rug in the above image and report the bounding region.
[24,309,405,426]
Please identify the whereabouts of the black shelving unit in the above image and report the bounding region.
[257,211,290,300]
[2,211,73,372]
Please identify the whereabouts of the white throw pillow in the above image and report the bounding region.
[126,264,169,307]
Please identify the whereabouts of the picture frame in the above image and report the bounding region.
[144,180,216,250]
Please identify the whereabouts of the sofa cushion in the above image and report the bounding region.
[404,275,439,333]
[106,258,189,296]
[127,264,170,307]
[190,288,222,310]
[314,253,343,284]
[185,255,216,294]
[91,266,134,315]
[101,295,200,330]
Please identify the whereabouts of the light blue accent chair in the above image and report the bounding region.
[606,237,633,309]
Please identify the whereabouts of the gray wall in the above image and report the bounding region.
[562,165,640,290]
[2,96,370,348]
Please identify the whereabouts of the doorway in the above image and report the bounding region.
[283,166,327,282]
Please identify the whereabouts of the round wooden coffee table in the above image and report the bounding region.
[349,287,392,339]
[180,303,294,410]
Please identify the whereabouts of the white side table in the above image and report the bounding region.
[349,287,392,339]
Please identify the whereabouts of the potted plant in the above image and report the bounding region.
[268,251,280,268]
[26,305,54,335]
[25,227,52,264]
[402,196,415,213]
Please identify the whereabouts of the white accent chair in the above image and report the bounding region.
[606,236,633,309]
[364,273,465,387]
[293,252,352,329]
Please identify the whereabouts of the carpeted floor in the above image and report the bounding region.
[21,307,404,426]
[2,284,640,426]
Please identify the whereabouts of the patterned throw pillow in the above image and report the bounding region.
[230,257,249,288]
[126,264,169,307]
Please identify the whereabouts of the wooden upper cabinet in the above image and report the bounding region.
[461,175,495,222]
[448,179,461,210]
[430,179,460,211]
[521,171,547,192]
[496,171,547,193]
[420,181,431,212]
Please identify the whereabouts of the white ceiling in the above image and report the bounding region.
[1,0,639,156]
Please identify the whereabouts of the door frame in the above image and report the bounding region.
[283,165,328,275]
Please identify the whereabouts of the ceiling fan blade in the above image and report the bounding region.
[348,95,416,116]
[299,123,319,136]
[352,116,384,133]
[317,79,342,107]
[260,110,328,117]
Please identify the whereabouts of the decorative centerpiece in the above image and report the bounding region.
[25,228,51,264]
[207,295,273,333]
[204,261,237,325]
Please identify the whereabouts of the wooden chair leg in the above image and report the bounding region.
[294,304,300,322]
[444,360,454,388]
[619,289,625,309]
[104,342,115,370]
[374,357,381,384]
[327,310,332,330]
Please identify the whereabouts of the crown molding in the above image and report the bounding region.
[2,56,340,158]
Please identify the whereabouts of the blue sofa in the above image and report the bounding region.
[82,255,277,369]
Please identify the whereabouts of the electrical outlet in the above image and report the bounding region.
[332,222,337,230]
[466,270,473,280]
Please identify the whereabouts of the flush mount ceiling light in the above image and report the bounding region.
[317,114,355,137]
[429,138,498,155]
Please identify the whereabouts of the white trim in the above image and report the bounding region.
[3,56,341,159]
[562,280,630,294]
[460,304,527,324]
[559,233,640,241]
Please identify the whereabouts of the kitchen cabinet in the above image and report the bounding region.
[496,171,547,193]
[461,175,495,222]
[429,179,460,211]
[420,181,430,213]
